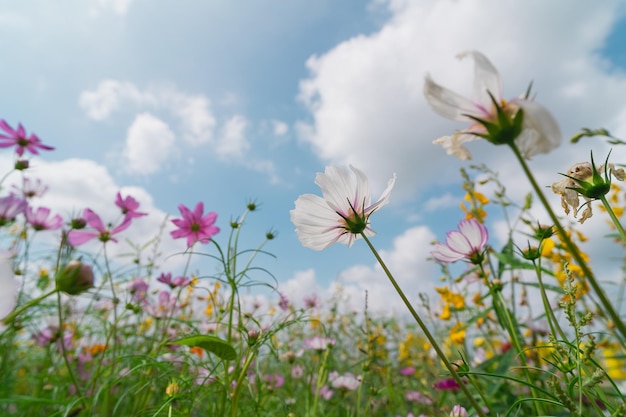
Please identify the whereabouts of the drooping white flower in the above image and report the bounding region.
[0,251,17,321]
[290,165,396,250]
[424,50,562,160]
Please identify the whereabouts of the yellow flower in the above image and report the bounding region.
[449,323,466,345]
[439,303,451,321]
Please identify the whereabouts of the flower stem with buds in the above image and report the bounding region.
[510,143,626,343]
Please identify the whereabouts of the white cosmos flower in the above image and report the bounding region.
[290,165,396,250]
[0,251,17,321]
[424,50,562,160]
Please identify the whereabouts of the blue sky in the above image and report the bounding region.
[2,0,626,312]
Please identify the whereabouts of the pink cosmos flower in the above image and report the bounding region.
[129,278,149,302]
[170,202,220,248]
[0,194,27,225]
[0,120,54,156]
[67,208,132,246]
[450,405,469,417]
[290,165,396,250]
[157,272,190,288]
[304,336,336,351]
[13,177,49,199]
[115,192,147,219]
[329,372,360,391]
[278,292,290,311]
[26,207,63,231]
[431,219,488,264]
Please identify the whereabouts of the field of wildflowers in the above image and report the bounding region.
[1,50,626,416]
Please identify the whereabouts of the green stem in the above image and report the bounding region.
[509,143,626,342]
[599,195,626,244]
[360,234,488,417]
[2,288,58,325]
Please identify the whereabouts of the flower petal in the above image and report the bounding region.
[424,74,480,122]
[290,194,343,250]
[458,51,502,111]
[457,219,488,250]
[0,252,17,320]
[433,132,479,160]
[514,99,562,158]
[431,242,465,263]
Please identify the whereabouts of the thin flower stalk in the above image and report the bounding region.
[599,195,626,244]
[509,142,626,343]
[360,234,488,417]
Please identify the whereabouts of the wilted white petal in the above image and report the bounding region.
[433,132,478,160]
[514,99,562,158]
[0,251,17,320]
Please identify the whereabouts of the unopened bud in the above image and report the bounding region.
[15,160,29,171]
[56,260,94,295]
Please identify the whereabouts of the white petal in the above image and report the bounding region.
[445,230,473,255]
[290,194,342,250]
[350,165,371,211]
[431,242,465,263]
[365,173,396,215]
[424,74,481,122]
[316,166,355,215]
[433,132,478,160]
[458,51,502,111]
[514,99,562,158]
[0,251,17,320]
[457,219,488,250]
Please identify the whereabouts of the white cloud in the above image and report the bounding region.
[423,192,458,212]
[123,113,176,174]
[272,120,289,136]
[78,80,154,121]
[172,94,216,146]
[88,0,133,16]
[217,115,250,159]
[297,0,626,201]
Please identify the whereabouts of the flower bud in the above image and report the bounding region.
[56,260,94,295]
[450,405,469,417]
[14,159,29,171]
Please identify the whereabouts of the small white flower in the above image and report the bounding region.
[290,165,396,250]
[424,51,562,160]
[0,251,17,321]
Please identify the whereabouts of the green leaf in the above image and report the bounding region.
[170,335,236,361]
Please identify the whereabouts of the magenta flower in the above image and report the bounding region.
[0,120,54,156]
[129,278,149,302]
[0,194,27,225]
[26,207,63,231]
[431,219,488,264]
[170,202,220,248]
[115,192,147,219]
[157,272,190,288]
[433,378,461,391]
[330,372,361,391]
[67,208,132,246]
[278,292,290,311]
